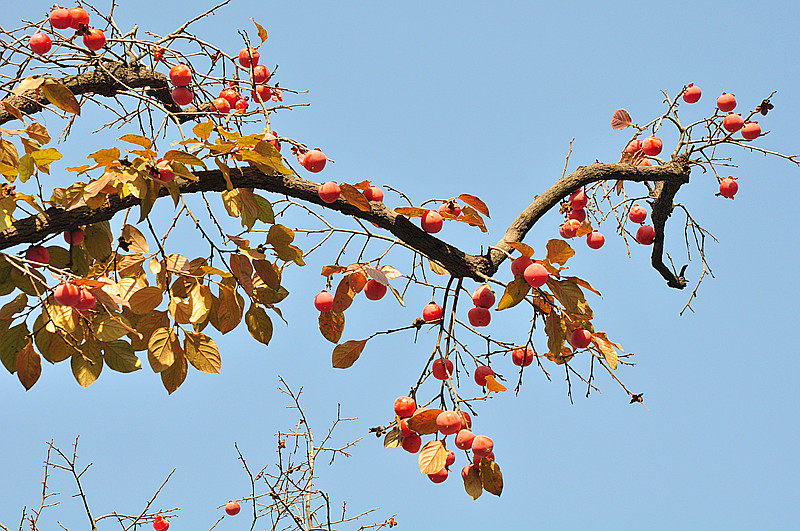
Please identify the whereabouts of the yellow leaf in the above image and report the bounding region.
[71,342,103,388]
[16,338,40,390]
[251,18,269,42]
[339,183,371,212]
[163,149,206,168]
[496,276,530,311]
[505,241,534,257]
[129,286,164,315]
[42,79,80,115]
[406,409,443,435]
[147,327,177,372]
[245,304,273,345]
[161,352,187,394]
[383,427,402,449]
[418,440,447,475]
[184,332,221,374]
[103,340,142,373]
[118,134,152,149]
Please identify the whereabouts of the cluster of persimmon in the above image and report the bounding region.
[467,284,494,327]
[559,188,606,250]
[24,228,84,269]
[393,395,495,484]
[168,47,276,112]
[28,6,106,55]
[417,200,463,234]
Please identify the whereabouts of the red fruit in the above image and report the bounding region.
[74,289,97,312]
[474,365,494,387]
[455,429,476,450]
[251,84,271,103]
[428,467,448,483]
[439,201,461,217]
[523,263,548,288]
[83,28,106,51]
[559,224,570,238]
[364,279,387,300]
[719,177,738,199]
[50,8,73,29]
[169,64,192,87]
[314,291,334,312]
[421,210,443,234]
[301,149,327,173]
[153,516,169,531]
[267,131,281,152]
[154,159,175,183]
[629,204,647,224]
[171,87,193,106]
[394,396,416,417]
[219,88,241,107]
[234,98,249,113]
[363,186,384,202]
[473,452,495,465]
[29,33,52,55]
[625,139,642,155]
[641,136,663,157]
[318,182,340,203]
[471,284,495,309]
[459,410,472,429]
[471,435,494,458]
[399,418,413,437]
[562,219,580,238]
[401,433,422,453]
[225,501,241,516]
[569,208,586,222]
[68,7,89,29]
[251,64,271,84]
[25,246,50,267]
[211,97,231,114]
[54,283,81,307]
[717,93,736,112]
[683,84,701,104]
[741,122,761,140]
[510,255,532,276]
[570,328,592,349]
[238,47,260,68]
[569,189,587,210]
[467,307,491,327]
[64,228,84,245]
[436,410,462,435]
[512,346,533,367]
[636,224,655,245]
[422,302,443,323]
[432,358,453,380]
[635,157,652,167]
[445,449,456,467]
[586,231,605,250]
[723,113,744,133]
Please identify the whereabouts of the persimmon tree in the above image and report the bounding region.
[0,0,797,509]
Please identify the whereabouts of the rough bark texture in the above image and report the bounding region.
[0,65,694,286]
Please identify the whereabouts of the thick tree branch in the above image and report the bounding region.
[0,159,692,284]
[0,61,204,126]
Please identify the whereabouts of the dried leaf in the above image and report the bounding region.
[484,374,507,393]
[318,310,345,343]
[383,427,402,449]
[147,327,177,372]
[394,206,427,218]
[71,342,103,388]
[16,338,40,390]
[161,352,187,394]
[245,304,273,345]
[545,239,575,265]
[505,241,534,257]
[339,183,371,212]
[545,310,566,355]
[251,18,269,43]
[592,332,620,370]
[103,340,142,373]
[184,332,221,373]
[42,79,80,115]
[479,458,503,496]
[163,149,206,168]
[332,339,368,369]
[563,275,602,297]
[463,464,483,500]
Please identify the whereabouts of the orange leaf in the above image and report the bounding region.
[458,194,490,217]
[332,277,355,312]
[545,239,575,265]
[251,18,268,43]
[339,183,371,212]
[16,338,41,391]
[505,241,534,258]
[321,265,345,277]
[407,408,443,435]
[563,276,602,297]
[484,374,507,393]
[611,109,632,130]
[332,339,368,369]
[394,206,428,218]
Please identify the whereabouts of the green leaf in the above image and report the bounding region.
[103,340,142,373]
[463,464,483,500]
[496,276,530,311]
[0,324,29,374]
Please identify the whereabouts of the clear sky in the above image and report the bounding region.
[2,1,799,529]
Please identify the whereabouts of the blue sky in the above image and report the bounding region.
[2,1,799,529]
